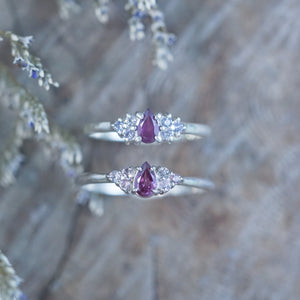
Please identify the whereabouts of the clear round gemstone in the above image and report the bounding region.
[113,114,138,142]
[108,168,135,193]
[156,167,172,192]
[161,116,172,127]
[125,130,136,140]
[107,170,119,181]
[172,119,185,133]
[157,114,185,142]
[171,174,183,184]
[160,130,173,140]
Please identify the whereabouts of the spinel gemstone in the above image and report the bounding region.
[134,162,157,197]
[137,109,159,143]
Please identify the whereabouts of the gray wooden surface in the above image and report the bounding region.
[1,0,300,299]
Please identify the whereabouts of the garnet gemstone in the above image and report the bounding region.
[137,109,159,143]
[134,162,157,197]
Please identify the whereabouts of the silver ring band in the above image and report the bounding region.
[76,162,214,199]
[84,109,211,145]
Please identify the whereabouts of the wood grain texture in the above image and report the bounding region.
[1,0,300,299]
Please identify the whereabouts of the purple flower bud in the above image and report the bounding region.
[168,35,176,46]
[31,69,38,79]
[20,292,27,300]
[133,10,144,18]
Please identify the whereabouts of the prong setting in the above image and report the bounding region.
[136,112,144,119]
[112,110,185,144]
[107,162,183,198]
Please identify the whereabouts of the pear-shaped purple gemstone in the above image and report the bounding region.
[137,109,159,143]
[134,162,157,197]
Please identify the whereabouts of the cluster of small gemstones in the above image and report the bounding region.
[112,114,140,143]
[107,162,183,198]
[112,109,185,144]
[107,167,137,193]
[155,166,183,193]
[155,113,185,142]
[0,31,59,90]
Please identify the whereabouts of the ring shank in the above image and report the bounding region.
[85,122,211,143]
[76,173,214,199]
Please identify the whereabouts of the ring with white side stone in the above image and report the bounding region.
[76,161,215,199]
[84,109,211,145]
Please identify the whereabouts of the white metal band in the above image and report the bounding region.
[85,122,211,143]
[76,173,215,199]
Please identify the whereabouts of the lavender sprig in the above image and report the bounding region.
[0,64,49,186]
[149,9,176,70]
[43,125,83,178]
[125,0,176,69]
[0,250,23,300]
[56,0,81,20]
[57,0,176,69]
[94,0,110,23]
[0,120,26,187]
[0,30,59,90]
[43,125,94,212]
[0,64,50,134]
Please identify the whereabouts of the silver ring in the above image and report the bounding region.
[76,161,214,199]
[85,109,211,144]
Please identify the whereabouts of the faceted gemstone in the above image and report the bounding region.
[113,115,138,142]
[137,109,159,143]
[113,120,126,135]
[172,118,185,134]
[108,168,137,193]
[134,162,157,197]
[160,115,172,127]
[160,129,173,141]
[156,168,172,192]
[124,130,135,140]
[171,174,183,184]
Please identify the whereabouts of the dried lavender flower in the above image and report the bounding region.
[57,0,176,69]
[94,0,110,23]
[149,8,176,70]
[0,64,84,189]
[43,124,83,178]
[0,30,59,90]
[0,250,23,300]
[0,64,50,135]
[88,194,104,216]
[0,120,27,188]
[42,125,95,213]
[76,190,103,216]
[0,64,49,186]
[125,0,176,69]
[56,0,81,19]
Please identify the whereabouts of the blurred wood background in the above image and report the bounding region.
[0,0,300,299]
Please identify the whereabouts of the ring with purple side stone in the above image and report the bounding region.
[76,161,215,199]
[84,109,211,145]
